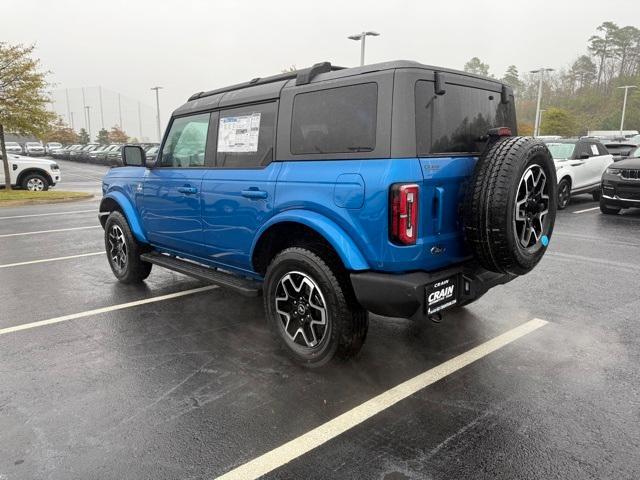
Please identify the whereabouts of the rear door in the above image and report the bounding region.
[200,101,280,271]
[141,112,211,256]
[570,142,593,189]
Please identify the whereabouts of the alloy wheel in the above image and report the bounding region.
[275,271,328,348]
[514,164,550,249]
[26,177,45,191]
[108,225,127,272]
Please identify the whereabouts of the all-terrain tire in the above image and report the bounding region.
[463,136,557,276]
[264,247,368,368]
[104,211,152,283]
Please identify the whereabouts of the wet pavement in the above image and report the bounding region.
[1,161,639,479]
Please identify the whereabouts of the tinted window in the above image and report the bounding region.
[291,83,377,155]
[415,80,517,155]
[574,142,592,158]
[216,102,276,168]
[596,143,608,156]
[160,113,210,167]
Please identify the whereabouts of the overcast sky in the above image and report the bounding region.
[4,0,638,138]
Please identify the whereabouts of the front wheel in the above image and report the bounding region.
[264,247,368,368]
[592,189,601,201]
[104,211,152,283]
[22,173,49,192]
[557,178,571,210]
[599,199,621,215]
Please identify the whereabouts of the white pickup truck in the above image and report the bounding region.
[0,153,61,191]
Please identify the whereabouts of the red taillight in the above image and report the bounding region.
[390,183,419,245]
[487,127,512,137]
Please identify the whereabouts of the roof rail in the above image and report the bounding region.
[188,62,344,101]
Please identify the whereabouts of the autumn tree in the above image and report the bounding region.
[108,125,128,143]
[0,42,56,190]
[464,57,490,77]
[78,128,90,144]
[96,128,109,145]
[42,117,78,144]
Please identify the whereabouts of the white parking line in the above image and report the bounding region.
[0,251,104,269]
[216,318,548,480]
[0,285,218,336]
[0,209,95,220]
[0,225,100,238]
[574,206,600,214]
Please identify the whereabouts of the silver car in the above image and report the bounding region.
[24,142,46,156]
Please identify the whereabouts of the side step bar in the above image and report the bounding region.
[140,252,262,297]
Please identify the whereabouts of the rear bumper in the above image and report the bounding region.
[350,263,514,320]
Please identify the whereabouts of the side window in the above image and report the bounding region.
[159,113,211,167]
[574,142,591,159]
[216,102,276,168]
[596,143,608,156]
[290,83,377,155]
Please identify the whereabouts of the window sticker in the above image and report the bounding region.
[217,113,261,153]
[590,144,599,155]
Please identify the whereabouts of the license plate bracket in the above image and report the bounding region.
[425,275,459,315]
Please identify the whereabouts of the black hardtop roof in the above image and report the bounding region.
[175,60,508,116]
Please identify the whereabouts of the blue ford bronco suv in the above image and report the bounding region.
[100,61,557,367]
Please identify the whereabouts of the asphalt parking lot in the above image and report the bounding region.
[1,161,640,480]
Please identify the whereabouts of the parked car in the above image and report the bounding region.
[0,153,61,190]
[544,138,613,209]
[144,145,159,164]
[52,144,82,160]
[627,134,640,146]
[600,148,640,214]
[99,60,557,367]
[603,142,637,161]
[87,145,112,162]
[94,144,121,163]
[4,141,23,154]
[45,142,63,155]
[70,144,99,161]
[24,142,46,156]
[105,145,123,166]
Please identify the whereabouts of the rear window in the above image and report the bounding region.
[546,143,576,160]
[415,80,516,155]
[291,83,377,155]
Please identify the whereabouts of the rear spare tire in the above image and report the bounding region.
[463,136,557,276]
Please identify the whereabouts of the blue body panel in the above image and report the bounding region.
[101,156,477,276]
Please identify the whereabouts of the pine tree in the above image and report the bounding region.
[78,128,90,144]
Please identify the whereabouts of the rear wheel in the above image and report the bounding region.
[599,198,621,215]
[104,211,152,283]
[264,247,368,368]
[557,178,571,210]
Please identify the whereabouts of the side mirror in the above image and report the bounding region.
[122,145,146,167]
[579,153,590,160]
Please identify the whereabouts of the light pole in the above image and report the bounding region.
[85,105,92,140]
[151,86,163,142]
[530,68,554,137]
[347,31,380,66]
[618,85,637,136]
[537,109,546,136]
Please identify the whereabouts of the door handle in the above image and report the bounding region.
[241,189,268,199]
[177,186,198,194]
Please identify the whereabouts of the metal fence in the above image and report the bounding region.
[50,87,158,142]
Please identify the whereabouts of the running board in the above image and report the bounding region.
[140,252,262,297]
